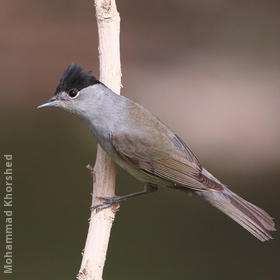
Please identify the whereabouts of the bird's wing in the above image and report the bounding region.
[111,132,223,192]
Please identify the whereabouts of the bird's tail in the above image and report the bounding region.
[196,170,276,242]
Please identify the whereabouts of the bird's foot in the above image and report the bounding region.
[91,184,158,211]
[91,196,121,210]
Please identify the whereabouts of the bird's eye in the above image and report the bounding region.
[68,88,79,98]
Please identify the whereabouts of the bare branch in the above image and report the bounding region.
[77,1,121,279]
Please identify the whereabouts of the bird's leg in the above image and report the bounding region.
[91,183,158,210]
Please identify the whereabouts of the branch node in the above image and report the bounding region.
[86,164,96,182]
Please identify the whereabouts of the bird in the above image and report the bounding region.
[38,63,276,242]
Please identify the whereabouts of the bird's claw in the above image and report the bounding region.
[91,196,121,210]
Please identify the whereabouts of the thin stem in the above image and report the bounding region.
[77,1,121,279]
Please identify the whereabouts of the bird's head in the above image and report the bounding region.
[38,63,101,116]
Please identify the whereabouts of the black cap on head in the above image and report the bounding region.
[55,63,100,95]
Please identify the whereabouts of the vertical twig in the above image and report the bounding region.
[77,1,121,279]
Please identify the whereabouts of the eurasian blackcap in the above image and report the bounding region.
[38,63,275,241]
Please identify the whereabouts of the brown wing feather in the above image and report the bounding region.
[111,132,223,192]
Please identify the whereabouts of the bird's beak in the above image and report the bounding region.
[37,97,58,109]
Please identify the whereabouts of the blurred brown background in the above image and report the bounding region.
[1,0,279,279]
